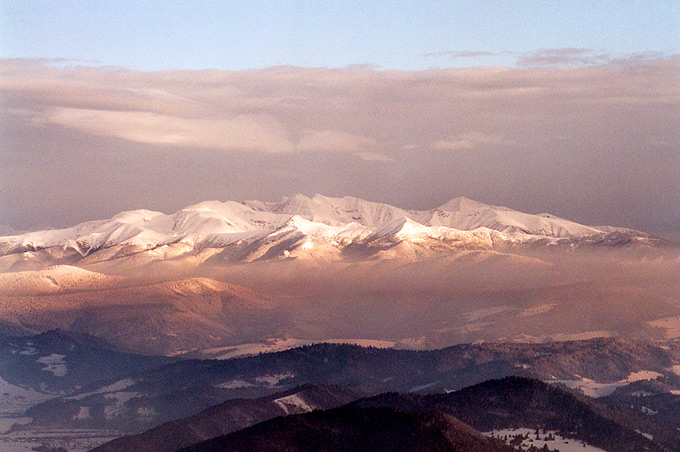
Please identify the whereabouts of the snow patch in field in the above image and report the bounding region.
[648,316,680,338]
[636,429,654,440]
[622,370,662,383]
[215,379,254,389]
[519,304,555,317]
[485,428,608,452]
[409,381,439,392]
[0,427,120,452]
[630,390,654,397]
[204,339,313,360]
[324,338,396,348]
[204,337,396,360]
[552,380,624,398]
[394,337,432,350]
[103,392,140,419]
[547,330,614,341]
[462,306,511,322]
[71,378,135,400]
[0,417,31,434]
[96,378,135,394]
[0,376,54,415]
[37,354,67,377]
[74,407,90,420]
[640,406,657,415]
[255,373,295,387]
[552,370,664,398]
[137,407,155,416]
[441,321,492,335]
[273,393,314,414]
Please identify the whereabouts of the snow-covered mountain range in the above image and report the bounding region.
[0,194,658,271]
[0,195,677,359]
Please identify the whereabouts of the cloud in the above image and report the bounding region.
[424,50,504,59]
[423,48,675,68]
[353,152,393,162]
[297,130,376,153]
[40,108,295,151]
[1,57,678,236]
[431,133,514,151]
[516,48,612,66]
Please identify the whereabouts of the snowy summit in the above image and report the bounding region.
[0,194,658,270]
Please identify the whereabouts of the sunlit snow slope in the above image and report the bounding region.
[0,194,658,272]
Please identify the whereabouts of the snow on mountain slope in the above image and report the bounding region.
[149,277,262,300]
[246,194,611,238]
[425,196,603,237]
[148,200,283,235]
[0,375,54,415]
[369,217,438,241]
[244,194,413,228]
[0,265,123,296]
[0,195,659,269]
[365,217,501,248]
[0,276,274,354]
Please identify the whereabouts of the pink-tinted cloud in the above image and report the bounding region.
[40,108,295,151]
[424,50,505,58]
[431,133,514,151]
[1,58,678,236]
[516,48,611,66]
[297,130,376,153]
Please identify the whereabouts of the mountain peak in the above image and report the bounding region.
[437,196,492,213]
[0,194,658,270]
[109,209,164,224]
[371,216,431,240]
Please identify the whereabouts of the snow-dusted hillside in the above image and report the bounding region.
[0,194,658,271]
[0,265,122,296]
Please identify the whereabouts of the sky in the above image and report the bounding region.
[0,1,679,237]
[2,1,679,70]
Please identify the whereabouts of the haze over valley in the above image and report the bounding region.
[0,194,677,356]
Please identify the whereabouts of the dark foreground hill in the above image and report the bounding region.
[0,329,173,396]
[91,384,372,452]
[176,407,517,452]
[23,337,680,433]
[352,377,669,452]
[92,377,677,452]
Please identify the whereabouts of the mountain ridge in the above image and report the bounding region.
[0,194,660,271]
[19,337,680,434]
